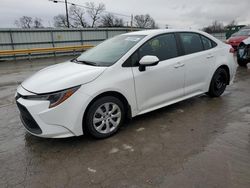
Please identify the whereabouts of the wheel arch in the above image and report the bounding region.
[82,91,132,132]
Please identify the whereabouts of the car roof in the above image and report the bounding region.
[123,29,205,37]
[122,29,222,45]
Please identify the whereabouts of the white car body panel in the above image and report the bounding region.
[132,56,185,112]
[22,62,107,93]
[182,50,214,95]
[16,29,237,138]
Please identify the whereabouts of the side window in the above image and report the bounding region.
[123,33,178,67]
[139,34,178,62]
[179,33,203,55]
[201,35,213,50]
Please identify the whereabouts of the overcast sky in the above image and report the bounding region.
[1,0,250,29]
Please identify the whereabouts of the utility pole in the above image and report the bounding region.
[50,0,70,28]
[130,14,133,31]
[65,0,70,28]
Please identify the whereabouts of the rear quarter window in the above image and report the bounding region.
[201,35,217,50]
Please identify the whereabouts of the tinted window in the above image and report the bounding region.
[201,35,213,50]
[139,34,178,62]
[123,34,179,67]
[179,33,203,55]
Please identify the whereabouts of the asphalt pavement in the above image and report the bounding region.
[0,56,250,188]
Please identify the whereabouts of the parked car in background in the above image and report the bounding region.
[15,29,236,139]
[237,37,250,66]
[226,29,250,50]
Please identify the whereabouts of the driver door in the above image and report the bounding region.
[130,33,185,112]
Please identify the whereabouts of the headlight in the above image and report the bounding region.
[25,86,80,108]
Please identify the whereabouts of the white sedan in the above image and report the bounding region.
[16,29,236,138]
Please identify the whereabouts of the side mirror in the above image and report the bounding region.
[139,55,159,72]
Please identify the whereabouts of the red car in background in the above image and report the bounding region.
[226,29,250,50]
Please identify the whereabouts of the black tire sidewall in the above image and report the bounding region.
[208,68,228,97]
[237,58,248,66]
[85,96,125,139]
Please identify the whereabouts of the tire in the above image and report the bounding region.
[207,68,228,97]
[237,58,248,67]
[84,96,125,139]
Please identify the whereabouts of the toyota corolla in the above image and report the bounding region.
[15,29,236,139]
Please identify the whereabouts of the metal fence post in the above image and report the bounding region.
[50,30,56,58]
[80,30,83,45]
[105,30,109,39]
[9,29,16,61]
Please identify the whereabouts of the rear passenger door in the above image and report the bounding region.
[130,33,185,112]
[178,32,216,96]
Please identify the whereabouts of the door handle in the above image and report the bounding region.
[174,62,185,68]
[206,54,214,59]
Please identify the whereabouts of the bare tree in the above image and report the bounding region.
[203,20,225,33]
[101,13,124,27]
[14,16,44,28]
[33,18,43,28]
[211,20,224,32]
[53,14,68,28]
[134,14,157,29]
[14,16,33,28]
[86,2,105,27]
[69,5,88,28]
[226,20,238,27]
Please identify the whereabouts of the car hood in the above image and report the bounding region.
[22,61,107,94]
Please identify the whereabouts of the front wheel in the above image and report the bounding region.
[207,68,228,97]
[84,96,125,139]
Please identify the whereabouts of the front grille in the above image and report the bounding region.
[16,101,42,134]
[15,93,21,101]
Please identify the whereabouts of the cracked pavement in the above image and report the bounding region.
[0,56,250,188]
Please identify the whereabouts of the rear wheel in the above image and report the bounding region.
[207,68,228,97]
[84,96,125,139]
[237,59,248,67]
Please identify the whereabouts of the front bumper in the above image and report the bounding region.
[237,45,250,62]
[16,101,42,134]
[16,85,92,138]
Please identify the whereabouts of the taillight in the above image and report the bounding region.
[229,47,235,53]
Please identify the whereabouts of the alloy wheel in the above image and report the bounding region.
[93,102,121,134]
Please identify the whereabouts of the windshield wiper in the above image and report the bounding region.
[71,58,97,66]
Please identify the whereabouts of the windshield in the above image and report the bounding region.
[77,35,145,66]
[232,29,250,37]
